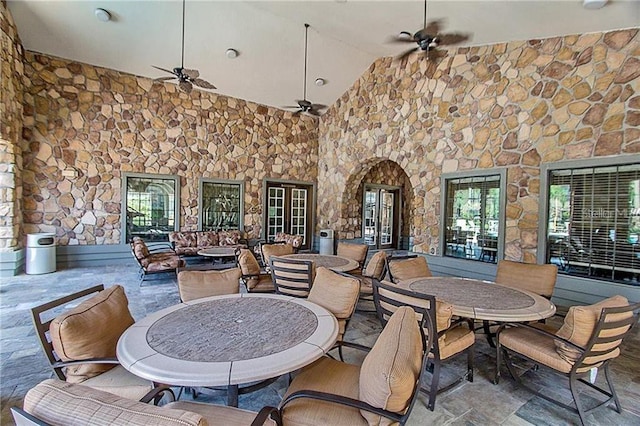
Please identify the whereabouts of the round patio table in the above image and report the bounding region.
[397,277,556,322]
[117,293,338,407]
[281,253,359,272]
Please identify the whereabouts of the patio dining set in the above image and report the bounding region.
[13,239,640,426]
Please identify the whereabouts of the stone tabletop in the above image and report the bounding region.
[398,277,556,321]
[117,293,338,387]
[198,247,237,257]
[281,254,359,272]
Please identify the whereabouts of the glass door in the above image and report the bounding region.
[363,185,400,249]
[265,182,313,250]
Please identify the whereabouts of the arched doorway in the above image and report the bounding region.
[342,159,413,250]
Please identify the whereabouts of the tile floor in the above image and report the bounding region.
[1,263,639,425]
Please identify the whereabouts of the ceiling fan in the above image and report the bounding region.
[389,0,470,61]
[283,24,326,116]
[153,0,216,93]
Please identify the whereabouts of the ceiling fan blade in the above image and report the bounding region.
[282,105,300,109]
[182,68,200,79]
[311,103,327,110]
[423,20,443,37]
[437,32,471,46]
[153,76,177,82]
[192,78,216,90]
[396,47,418,61]
[386,34,416,44]
[179,80,193,93]
[152,65,177,76]
[307,109,321,116]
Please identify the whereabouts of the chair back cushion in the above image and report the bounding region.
[50,285,134,383]
[308,267,360,320]
[364,251,387,280]
[169,232,197,248]
[495,260,558,298]
[359,306,422,425]
[555,295,630,362]
[275,232,304,248]
[218,230,242,246]
[24,379,206,426]
[197,231,219,248]
[261,243,295,265]
[178,268,241,302]
[388,257,431,283]
[337,242,369,265]
[238,249,261,275]
[131,237,150,260]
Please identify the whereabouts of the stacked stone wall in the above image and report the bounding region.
[0,1,24,251]
[21,52,318,245]
[318,29,639,262]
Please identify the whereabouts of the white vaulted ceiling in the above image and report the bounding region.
[7,1,639,112]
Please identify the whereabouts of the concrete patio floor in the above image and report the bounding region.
[1,263,639,425]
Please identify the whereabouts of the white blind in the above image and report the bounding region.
[547,163,640,284]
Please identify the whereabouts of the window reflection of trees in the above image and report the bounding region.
[202,182,241,231]
[125,177,176,242]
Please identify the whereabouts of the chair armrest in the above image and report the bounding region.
[10,407,49,425]
[147,242,175,253]
[496,322,585,353]
[250,406,282,426]
[332,341,372,353]
[52,357,121,369]
[139,385,175,404]
[280,390,403,423]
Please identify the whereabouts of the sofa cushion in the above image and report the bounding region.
[169,231,197,248]
[50,285,134,383]
[388,257,432,283]
[24,379,206,426]
[555,295,630,362]
[359,306,422,425]
[218,230,242,246]
[132,237,150,260]
[275,232,304,248]
[197,231,219,248]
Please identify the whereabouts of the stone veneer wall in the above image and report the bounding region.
[0,1,24,251]
[318,29,639,262]
[347,160,412,240]
[21,52,318,245]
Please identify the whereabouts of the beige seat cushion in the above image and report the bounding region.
[50,285,134,383]
[359,306,422,425]
[554,295,630,362]
[363,251,387,280]
[438,326,475,360]
[495,260,558,298]
[282,357,367,426]
[24,379,206,426]
[388,257,432,283]
[262,243,295,265]
[178,268,241,302]
[81,364,153,401]
[500,324,575,374]
[167,401,277,426]
[308,267,360,320]
[246,274,275,292]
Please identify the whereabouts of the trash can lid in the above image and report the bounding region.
[27,233,56,246]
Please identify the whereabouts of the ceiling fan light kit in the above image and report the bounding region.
[582,0,607,9]
[94,8,111,22]
[225,48,238,59]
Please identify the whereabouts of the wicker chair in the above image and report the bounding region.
[278,306,433,426]
[373,279,474,411]
[30,285,172,403]
[496,296,640,425]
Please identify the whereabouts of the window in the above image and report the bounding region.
[121,173,180,243]
[199,179,243,231]
[442,172,505,263]
[544,161,640,285]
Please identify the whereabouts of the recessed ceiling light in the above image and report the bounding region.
[315,78,326,87]
[94,8,111,22]
[226,48,239,59]
[583,0,607,9]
